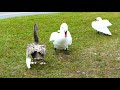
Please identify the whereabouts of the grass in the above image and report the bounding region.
[0,12,120,78]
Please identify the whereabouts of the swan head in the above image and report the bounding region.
[95,17,102,21]
[60,23,68,38]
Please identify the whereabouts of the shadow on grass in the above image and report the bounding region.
[96,32,112,37]
[53,49,71,55]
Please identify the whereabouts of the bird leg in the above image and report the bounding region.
[54,48,57,51]
[54,48,58,55]
[64,48,69,55]
[97,31,100,33]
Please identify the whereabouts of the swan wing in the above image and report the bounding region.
[67,31,72,45]
[97,27,112,35]
[91,21,105,30]
[92,20,112,35]
[102,20,112,27]
[49,32,58,42]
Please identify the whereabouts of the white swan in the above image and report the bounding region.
[49,23,72,52]
[91,17,112,35]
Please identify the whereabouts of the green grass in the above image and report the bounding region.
[0,12,120,78]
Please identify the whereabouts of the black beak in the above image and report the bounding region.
[65,31,67,34]
[65,31,67,38]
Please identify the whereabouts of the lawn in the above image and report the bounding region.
[0,12,120,78]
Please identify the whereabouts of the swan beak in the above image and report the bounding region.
[65,31,67,38]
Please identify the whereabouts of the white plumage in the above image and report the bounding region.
[91,17,112,35]
[49,23,72,50]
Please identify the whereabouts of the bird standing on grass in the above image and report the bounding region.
[49,23,72,54]
[91,17,112,35]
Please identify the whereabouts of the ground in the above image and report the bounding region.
[0,12,120,78]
